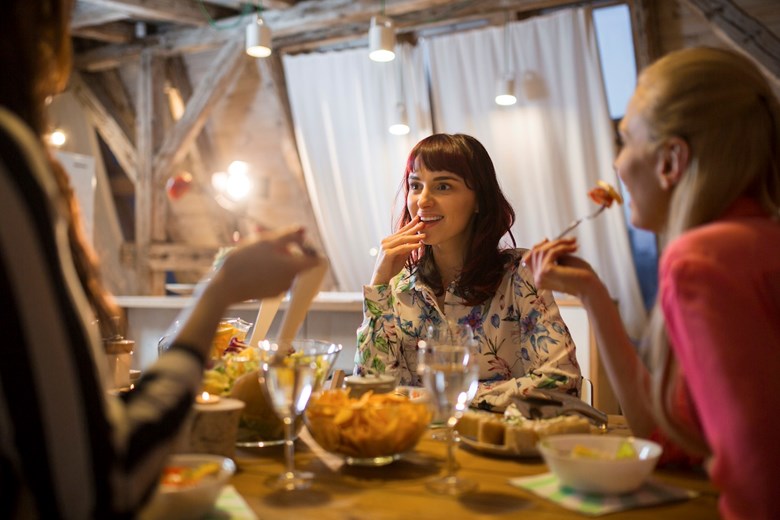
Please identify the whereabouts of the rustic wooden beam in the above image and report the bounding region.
[92,70,136,143]
[74,0,584,70]
[165,57,217,173]
[71,21,135,43]
[71,2,129,28]
[262,54,308,194]
[70,72,138,185]
[135,50,167,294]
[628,0,661,71]
[152,36,246,184]
[147,243,223,271]
[78,0,216,25]
[74,42,147,72]
[201,0,294,9]
[680,0,780,85]
[164,57,233,244]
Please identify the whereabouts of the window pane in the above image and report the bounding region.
[593,4,637,119]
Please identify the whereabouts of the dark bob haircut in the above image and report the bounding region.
[398,133,516,305]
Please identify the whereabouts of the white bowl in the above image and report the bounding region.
[344,373,397,397]
[537,434,662,494]
[140,454,236,520]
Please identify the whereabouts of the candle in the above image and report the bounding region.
[195,391,221,405]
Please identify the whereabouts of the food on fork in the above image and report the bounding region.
[587,180,623,208]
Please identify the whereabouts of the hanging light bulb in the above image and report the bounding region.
[369,15,395,62]
[495,76,517,106]
[388,103,410,135]
[246,13,272,58]
[495,13,517,106]
[48,128,67,147]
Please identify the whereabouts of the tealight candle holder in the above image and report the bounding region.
[195,391,221,405]
[176,396,245,459]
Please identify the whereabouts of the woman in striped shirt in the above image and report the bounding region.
[0,1,319,517]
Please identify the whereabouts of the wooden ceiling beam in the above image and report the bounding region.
[78,0,216,26]
[201,0,295,9]
[71,21,135,43]
[680,0,780,85]
[628,0,661,71]
[74,0,583,70]
[69,73,138,185]
[152,36,246,183]
[71,2,129,29]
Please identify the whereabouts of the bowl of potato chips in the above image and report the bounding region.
[305,389,432,466]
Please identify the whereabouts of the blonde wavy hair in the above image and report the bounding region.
[637,47,780,456]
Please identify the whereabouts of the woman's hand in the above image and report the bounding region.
[522,238,598,299]
[209,227,320,305]
[370,216,426,285]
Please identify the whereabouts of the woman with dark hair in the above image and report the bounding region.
[355,133,581,409]
[0,1,319,517]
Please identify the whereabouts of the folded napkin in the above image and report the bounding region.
[206,485,257,520]
[509,473,698,516]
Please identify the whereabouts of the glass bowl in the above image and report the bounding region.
[305,389,431,466]
[203,338,341,447]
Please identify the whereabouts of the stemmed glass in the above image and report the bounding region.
[258,339,342,491]
[419,323,479,495]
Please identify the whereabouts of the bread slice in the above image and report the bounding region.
[478,416,506,445]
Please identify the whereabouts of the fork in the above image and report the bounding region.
[552,204,607,240]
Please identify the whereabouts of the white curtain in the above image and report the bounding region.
[424,9,646,337]
[283,45,432,291]
[284,8,646,338]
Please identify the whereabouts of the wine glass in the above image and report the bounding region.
[419,323,479,495]
[258,339,342,491]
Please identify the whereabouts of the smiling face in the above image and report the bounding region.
[407,159,478,254]
[615,96,673,233]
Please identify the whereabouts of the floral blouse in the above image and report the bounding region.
[355,250,581,410]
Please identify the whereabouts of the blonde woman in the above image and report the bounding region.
[525,47,780,520]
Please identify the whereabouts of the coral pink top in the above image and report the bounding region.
[659,198,780,520]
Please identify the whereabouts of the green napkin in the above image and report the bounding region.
[509,473,698,516]
[206,485,257,519]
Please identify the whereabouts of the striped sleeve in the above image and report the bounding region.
[0,108,203,518]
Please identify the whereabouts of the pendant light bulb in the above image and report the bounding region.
[369,15,395,62]
[495,76,517,106]
[246,14,272,58]
[388,103,410,135]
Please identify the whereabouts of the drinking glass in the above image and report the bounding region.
[258,339,342,491]
[419,323,479,495]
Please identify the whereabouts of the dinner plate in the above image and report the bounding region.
[459,434,540,458]
[165,283,195,296]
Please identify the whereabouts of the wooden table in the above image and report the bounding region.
[230,420,719,519]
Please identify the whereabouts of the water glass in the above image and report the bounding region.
[258,339,341,491]
[419,323,479,495]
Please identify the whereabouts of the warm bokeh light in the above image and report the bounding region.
[49,129,67,147]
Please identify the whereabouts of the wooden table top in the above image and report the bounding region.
[230,418,719,519]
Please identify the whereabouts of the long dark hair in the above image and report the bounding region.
[1,0,123,338]
[398,133,516,305]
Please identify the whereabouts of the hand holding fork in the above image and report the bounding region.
[521,181,622,267]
